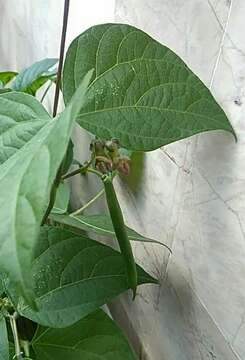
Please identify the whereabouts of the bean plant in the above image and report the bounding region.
[0,7,235,360]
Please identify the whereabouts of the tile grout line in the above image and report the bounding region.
[209,0,233,90]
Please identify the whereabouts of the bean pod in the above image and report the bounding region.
[103,175,137,298]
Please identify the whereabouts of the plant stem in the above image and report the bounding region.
[20,340,30,358]
[9,312,23,360]
[41,80,53,103]
[87,167,104,178]
[42,0,70,225]
[62,162,91,180]
[71,189,105,215]
[41,166,63,225]
[53,0,70,117]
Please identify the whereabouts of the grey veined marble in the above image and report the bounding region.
[112,0,245,359]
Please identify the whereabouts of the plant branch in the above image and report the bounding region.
[53,0,70,117]
[41,80,53,103]
[62,162,91,180]
[87,167,104,178]
[41,166,63,225]
[71,189,105,215]
[9,312,23,360]
[42,0,70,225]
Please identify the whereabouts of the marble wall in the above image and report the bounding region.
[0,0,115,111]
[1,1,245,359]
[112,1,245,359]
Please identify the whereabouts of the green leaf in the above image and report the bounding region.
[0,71,18,86]
[24,74,56,96]
[0,314,9,360]
[63,23,235,151]
[12,58,58,94]
[52,182,70,214]
[50,213,168,249]
[0,92,50,165]
[0,70,93,305]
[31,309,136,360]
[14,226,157,328]
[0,88,12,94]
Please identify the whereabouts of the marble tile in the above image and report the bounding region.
[111,264,240,360]
[114,0,245,359]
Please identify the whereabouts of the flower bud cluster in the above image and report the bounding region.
[90,139,130,175]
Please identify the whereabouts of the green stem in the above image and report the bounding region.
[42,0,70,224]
[87,167,104,178]
[41,166,63,225]
[9,313,23,360]
[53,0,70,117]
[71,188,105,215]
[20,340,30,358]
[103,175,137,298]
[62,162,90,180]
[40,80,53,103]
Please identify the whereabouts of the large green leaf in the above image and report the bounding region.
[51,213,168,248]
[0,71,93,305]
[31,309,136,360]
[0,314,8,360]
[0,92,50,165]
[0,71,17,86]
[13,226,157,328]
[63,23,235,151]
[12,58,58,94]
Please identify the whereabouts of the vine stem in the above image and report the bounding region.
[71,189,105,215]
[42,0,70,225]
[9,312,23,360]
[41,80,53,103]
[61,162,91,180]
[53,0,70,117]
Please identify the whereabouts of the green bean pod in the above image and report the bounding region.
[103,175,137,298]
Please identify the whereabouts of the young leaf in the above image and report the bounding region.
[13,226,157,328]
[0,314,9,360]
[31,309,136,360]
[0,70,93,305]
[63,23,235,151]
[12,58,58,94]
[0,71,18,86]
[50,213,169,248]
[0,88,12,94]
[23,74,56,96]
[51,182,70,214]
[0,92,50,165]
